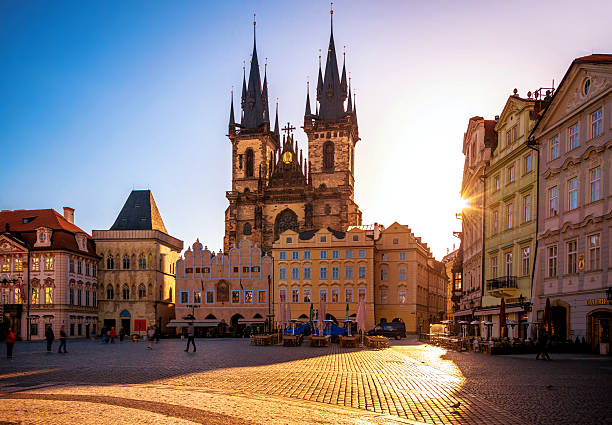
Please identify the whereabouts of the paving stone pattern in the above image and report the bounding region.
[0,337,610,425]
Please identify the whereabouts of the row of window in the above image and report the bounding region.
[379,288,409,305]
[105,254,171,273]
[548,166,602,217]
[105,284,167,301]
[69,258,96,276]
[179,289,267,305]
[279,265,372,281]
[548,109,603,161]
[0,257,98,276]
[278,249,370,260]
[490,247,531,279]
[546,234,602,277]
[184,266,261,274]
[279,287,367,303]
[68,288,97,306]
[491,153,533,192]
[491,194,533,233]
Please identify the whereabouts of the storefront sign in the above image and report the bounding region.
[586,298,610,306]
[578,254,585,271]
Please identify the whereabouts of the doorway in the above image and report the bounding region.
[587,309,612,354]
[121,319,130,335]
[551,306,568,340]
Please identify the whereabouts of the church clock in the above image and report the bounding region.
[282,151,293,164]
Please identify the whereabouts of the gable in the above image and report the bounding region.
[533,62,612,138]
[0,234,28,253]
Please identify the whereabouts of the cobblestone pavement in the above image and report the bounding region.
[0,337,610,424]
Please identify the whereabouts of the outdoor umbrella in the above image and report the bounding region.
[318,298,326,335]
[276,300,285,329]
[499,298,506,338]
[345,303,349,321]
[544,297,552,333]
[309,303,314,326]
[285,302,292,328]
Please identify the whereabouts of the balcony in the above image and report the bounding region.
[486,276,518,298]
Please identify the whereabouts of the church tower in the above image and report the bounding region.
[303,8,362,227]
[225,18,280,252]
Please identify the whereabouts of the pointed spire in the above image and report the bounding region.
[273,98,280,136]
[241,14,266,129]
[241,62,247,107]
[305,81,312,117]
[229,88,236,127]
[262,60,270,123]
[353,90,358,124]
[318,6,345,120]
[346,76,352,113]
[340,47,347,100]
[316,51,323,102]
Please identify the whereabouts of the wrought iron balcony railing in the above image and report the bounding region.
[486,276,518,292]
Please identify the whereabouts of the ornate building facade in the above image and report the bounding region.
[93,190,183,335]
[456,116,497,320]
[0,208,99,340]
[533,55,612,351]
[224,13,362,255]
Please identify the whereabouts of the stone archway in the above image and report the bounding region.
[551,299,571,341]
[274,208,298,240]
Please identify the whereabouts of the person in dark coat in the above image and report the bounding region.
[5,328,16,359]
[536,330,551,360]
[58,325,67,353]
[101,326,108,343]
[119,327,125,342]
[154,325,160,343]
[184,323,196,352]
[45,326,55,352]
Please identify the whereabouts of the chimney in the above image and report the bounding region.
[63,207,75,224]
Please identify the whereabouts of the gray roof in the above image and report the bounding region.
[110,190,168,233]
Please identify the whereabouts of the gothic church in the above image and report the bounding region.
[224,11,362,254]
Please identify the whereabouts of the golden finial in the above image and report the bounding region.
[331,2,334,15]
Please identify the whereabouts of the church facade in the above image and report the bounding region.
[224,14,362,255]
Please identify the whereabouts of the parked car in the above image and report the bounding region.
[367,322,406,339]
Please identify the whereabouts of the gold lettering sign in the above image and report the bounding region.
[586,298,609,306]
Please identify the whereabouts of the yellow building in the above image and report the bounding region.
[271,223,446,334]
[93,190,183,335]
[482,91,541,338]
[441,248,459,323]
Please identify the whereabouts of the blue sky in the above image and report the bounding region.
[1,1,611,258]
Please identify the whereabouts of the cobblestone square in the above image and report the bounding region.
[0,337,610,424]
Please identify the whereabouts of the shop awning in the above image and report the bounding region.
[238,319,266,324]
[454,309,473,317]
[167,320,221,328]
[474,306,523,316]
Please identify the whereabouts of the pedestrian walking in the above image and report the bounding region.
[184,323,196,352]
[536,330,551,360]
[109,327,117,344]
[101,326,108,343]
[5,328,15,359]
[147,326,155,349]
[58,326,67,353]
[119,327,125,343]
[45,326,55,352]
[154,325,160,343]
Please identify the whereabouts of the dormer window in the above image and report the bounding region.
[75,233,88,252]
[35,227,52,248]
[40,233,45,242]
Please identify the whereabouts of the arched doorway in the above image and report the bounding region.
[551,305,568,341]
[230,313,244,336]
[587,309,612,354]
[119,310,131,334]
[274,209,298,240]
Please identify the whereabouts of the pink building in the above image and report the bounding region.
[0,208,99,340]
[173,239,272,335]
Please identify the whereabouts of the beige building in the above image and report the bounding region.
[441,247,459,323]
[272,223,446,334]
[93,190,183,335]
[1,208,98,340]
[481,91,542,338]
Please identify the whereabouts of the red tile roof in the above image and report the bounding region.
[574,54,612,64]
[0,209,98,258]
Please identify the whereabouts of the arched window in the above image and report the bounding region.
[138,254,146,269]
[122,255,130,270]
[245,148,254,177]
[168,287,173,301]
[107,255,114,270]
[148,283,153,297]
[323,142,334,170]
[106,285,114,300]
[122,285,129,300]
[274,208,298,240]
[243,222,252,235]
[138,283,146,299]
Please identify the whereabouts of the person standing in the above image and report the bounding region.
[109,327,117,344]
[45,325,55,352]
[184,323,196,352]
[58,326,67,354]
[154,325,160,343]
[101,326,108,344]
[5,328,15,359]
[119,327,125,343]
[146,326,155,349]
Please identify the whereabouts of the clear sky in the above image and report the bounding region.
[1,0,611,259]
